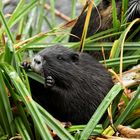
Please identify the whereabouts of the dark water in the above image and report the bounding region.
[3,0,82,26]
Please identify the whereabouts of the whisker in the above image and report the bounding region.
[123,2,136,22]
[136,3,140,14]
[126,3,138,20]
[123,0,140,23]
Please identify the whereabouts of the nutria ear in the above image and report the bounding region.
[71,53,79,62]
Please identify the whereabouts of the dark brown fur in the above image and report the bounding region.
[69,0,140,42]
[23,45,113,124]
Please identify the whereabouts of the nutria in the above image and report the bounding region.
[69,0,140,42]
[22,45,113,124]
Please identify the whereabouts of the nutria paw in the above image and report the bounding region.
[45,76,55,87]
[21,61,31,69]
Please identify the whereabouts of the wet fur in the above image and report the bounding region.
[69,0,140,42]
[27,45,113,124]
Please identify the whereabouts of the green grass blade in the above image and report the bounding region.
[4,41,14,64]
[67,124,103,135]
[49,0,56,27]
[100,55,140,64]
[0,125,6,138]
[111,18,140,59]
[127,25,140,41]
[27,72,44,84]
[0,71,15,137]
[103,90,123,128]
[121,0,128,24]
[79,2,94,52]
[17,16,25,35]
[0,0,3,11]
[37,103,75,140]
[21,42,140,51]
[0,11,15,43]
[36,0,46,33]
[71,0,76,19]
[131,118,140,128]
[3,76,34,139]
[15,117,31,140]
[0,63,53,140]
[112,0,120,30]
[8,1,38,28]
[79,84,123,140]
[115,85,140,126]
[7,0,26,27]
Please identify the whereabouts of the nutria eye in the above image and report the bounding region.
[57,55,63,60]
[34,58,41,64]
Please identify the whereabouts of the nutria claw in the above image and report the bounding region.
[21,61,31,69]
[45,76,55,87]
